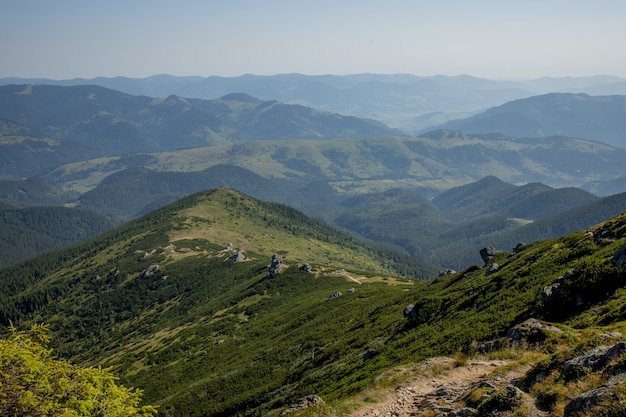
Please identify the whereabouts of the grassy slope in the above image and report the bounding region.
[2,188,626,416]
[45,133,626,197]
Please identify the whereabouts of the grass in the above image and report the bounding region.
[45,134,600,196]
[3,191,626,415]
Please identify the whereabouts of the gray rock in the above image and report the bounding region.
[326,291,343,302]
[606,341,626,361]
[446,407,477,417]
[479,246,500,265]
[487,263,500,275]
[299,263,312,272]
[140,264,159,279]
[612,242,626,266]
[281,395,324,415]
[266,254,286,279]
[473,381,497,389]
[228,251,246,262]
[512,243,525,254]
[507,318,564,341]
[542,270,573,303]
[564,386,613,417]
[477,340,500,354]
[563,342,626,375]
[403,304,417,321]
[505,385,524,399]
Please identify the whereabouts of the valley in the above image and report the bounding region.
[1,75,626,416]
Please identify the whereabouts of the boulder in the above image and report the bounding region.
[505,385,524,399]
[140,264,159,279]
[512,243,525,254]
[487,263,500,275]
[446,408,477,417]
[403,304,418,321]
[593,226,613,244]
[266,254,286,279]
[564,342,626,376]
[479,246,500,265]
[228,251,246,262]
[564,386,613,417]
[326,291,343,302]
[299,263,312,273]
[507,318,564,342]
[612,242,626,267]
[281,395,324,415]
[542,269,573,303]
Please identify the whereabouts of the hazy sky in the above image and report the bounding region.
[2,0,625,79]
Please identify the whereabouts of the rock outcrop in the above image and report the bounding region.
[281,395,324,414]
[403,304,417,322]
[479,246,500,265]
[486,263,500,275]
[612,242,626,267]
[542,269,573,303]
[140,264,159,279]
[479,318,563,353]
[265,254,286,279]
[326,291,343,302]
[562,342,626,416]
[564,342,626,376]
[228,251,246,262]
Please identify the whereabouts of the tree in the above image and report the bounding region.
[0,323,157,416]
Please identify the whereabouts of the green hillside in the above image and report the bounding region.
[45,132,626,198]
[0,176,77,206]
[0,188,435,415]
[2,187,626,415]
[0,205,116,268]
[441,93,626,148]
[0,84,398,179]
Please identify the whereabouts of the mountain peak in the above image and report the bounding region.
[218,92,262,103]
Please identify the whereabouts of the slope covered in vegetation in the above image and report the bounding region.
[1,187,626,416]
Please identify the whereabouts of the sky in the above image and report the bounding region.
[2,0,626,80]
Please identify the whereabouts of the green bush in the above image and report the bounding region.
[0,324,157,417]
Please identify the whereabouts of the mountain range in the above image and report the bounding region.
[3,187,626,415]
[2,83,626,270]
[2,72,626,415]
[3,73,626,133]
[0,84,397,178]
[438,92,626,148]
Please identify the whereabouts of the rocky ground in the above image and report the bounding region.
[348,357,547,417]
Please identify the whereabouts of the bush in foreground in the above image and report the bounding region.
[0,324,157,417]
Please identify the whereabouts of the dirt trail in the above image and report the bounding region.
[348,357,547,417]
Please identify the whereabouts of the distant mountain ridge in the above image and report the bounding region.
[327,180,620,269]
[437,93,626,148]
[3,73,626,132]
[0,84,398,177]
[40,131,626,197]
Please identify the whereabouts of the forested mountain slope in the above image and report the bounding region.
[2,188,626,415]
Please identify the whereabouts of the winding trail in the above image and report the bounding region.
[348,357,548,417]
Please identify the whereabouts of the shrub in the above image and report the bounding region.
[0,324,157,417]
